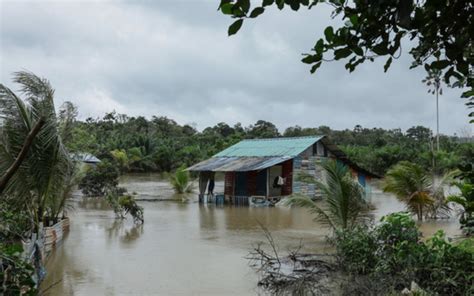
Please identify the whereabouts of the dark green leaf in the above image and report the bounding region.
[239,0,250,13]
[334,47,352,60]
[349,14,359,26]
[324,26,334,42]
[310,62,322,73]
[314,39,324,54]
[220,3,233,15]
[249,7,265,18]
[372,43,388,55]
[431,60,450,70]
[301,54,322,64]
[262,0,274,6]
[461,90,474,98]
[228,19,244,36]
[289,0,300,11]
[384,57,393,72]
[276,0,285,9]
[352,46,363,56]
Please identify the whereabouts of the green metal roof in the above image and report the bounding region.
[214,136,324,157]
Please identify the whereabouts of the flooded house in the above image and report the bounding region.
[188,136,378,205]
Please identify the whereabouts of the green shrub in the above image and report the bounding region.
[415,231,474,295]
[79,160,119,197]
[0,243,37,295]
[456,237,474,253]
[334,212,474,295]
[169,166,193,194]
[333,225,377,274]
[106,188,144,224]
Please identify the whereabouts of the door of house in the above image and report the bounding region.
[234,172,247,196]
[255,169,267,196]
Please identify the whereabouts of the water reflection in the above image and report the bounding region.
[106,220,144,245]
[41,175,462,296]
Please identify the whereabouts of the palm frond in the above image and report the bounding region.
[283,194,335,229]
[0,72,74,227]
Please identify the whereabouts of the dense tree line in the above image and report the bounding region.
[66,110,473,176]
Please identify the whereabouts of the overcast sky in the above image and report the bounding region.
[0,0,470,135]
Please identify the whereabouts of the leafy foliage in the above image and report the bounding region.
[0,203,37,295]
[169,165,194,194]
[334,212,474,295]
[0,243,37,296]
[383,161,454,221]
[106,188,144,224]
[285,160,370,230]
[67,107,472,177]
[78,160,120,197]
[447,161,474,235]
[219,0,473,121]
[0,72,76,228]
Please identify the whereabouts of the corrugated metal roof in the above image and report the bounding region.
[187,135,380,178]
[187,156,291,172]
[214,136,323,157]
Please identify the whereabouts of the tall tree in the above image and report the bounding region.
[0,72,75,229]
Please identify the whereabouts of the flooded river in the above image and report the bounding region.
[42,174,462,295]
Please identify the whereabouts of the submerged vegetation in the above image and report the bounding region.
[447,162,474,236]
[334,212,474,296]
[169,166,194,194]
[285,160,369,230]
[382,161,455,221]
[0,70,472,295]
[106,188,144,224]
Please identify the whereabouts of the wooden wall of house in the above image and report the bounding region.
[224,172,235,196]
[281,159,293,196]
[246,171,257,196]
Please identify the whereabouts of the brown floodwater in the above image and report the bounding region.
[41,174,462,295]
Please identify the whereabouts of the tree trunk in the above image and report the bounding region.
[417,204,423,221]
[0,118,45,195]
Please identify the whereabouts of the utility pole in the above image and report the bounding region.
[435,76,440,151]
[423,68,441,152]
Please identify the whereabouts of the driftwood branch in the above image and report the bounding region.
[247,223,336,295]
[0,118,45,195]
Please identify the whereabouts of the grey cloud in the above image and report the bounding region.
[0,0,470,135]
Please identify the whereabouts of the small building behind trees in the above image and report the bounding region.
[188,136,378,205]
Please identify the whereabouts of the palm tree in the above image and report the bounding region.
[0,71,75,230]
[169,165,194,194]
[284,160,369,230]
[447,181,474,229]
[383,161,454,221]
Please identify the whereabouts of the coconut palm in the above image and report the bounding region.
[383,161,455,221]
[0,72,75,230]
[383,162,432,221]
[169,165,194,194]
[447,181,474,220]
[284,160,369,230]
[446,164,474,235]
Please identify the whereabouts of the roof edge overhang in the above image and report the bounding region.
[187,156,291,172]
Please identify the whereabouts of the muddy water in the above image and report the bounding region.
[42,174,461,295]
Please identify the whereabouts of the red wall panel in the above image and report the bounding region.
[281,160,293,196]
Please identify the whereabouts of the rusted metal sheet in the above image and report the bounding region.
[224,172,234,196]
[187,156,291,172]
[281,159,293,196]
